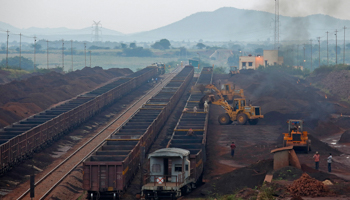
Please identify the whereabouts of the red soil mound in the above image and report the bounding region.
[289,173,330,197]
[0,67,132,128]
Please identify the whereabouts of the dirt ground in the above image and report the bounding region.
[0,67,132,128]
[186,71,350,199]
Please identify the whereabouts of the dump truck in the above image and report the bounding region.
[283,120,311,153]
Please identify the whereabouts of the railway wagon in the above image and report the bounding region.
[141,67,213,199]
[0,67,158,174]
[83,66,194,199]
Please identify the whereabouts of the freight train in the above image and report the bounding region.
[140,66,213,199]
[82,66,194,199]
[0,67,158,175]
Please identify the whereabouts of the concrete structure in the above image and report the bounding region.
[238,50,284,70]
[270,146,301,171]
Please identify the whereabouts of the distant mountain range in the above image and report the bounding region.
[2,7,350,42]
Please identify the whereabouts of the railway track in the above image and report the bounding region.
[15,67,181,200]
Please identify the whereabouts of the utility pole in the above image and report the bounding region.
[297,44,300,66]
[71,40,73,72]
[274,0,279,50]
[62,39,64,70]
[326,31,329,66]
[343,26,346,65]
[46,40,49,69]
[19,33,22,69]
[317,37,321,68]
[34,36,37,71]
[335,29,338,65]
[89,51,91,67]
[84,43,86,67]
[310,39,313,71]
[303,44,306,65]
[6,30,9,69]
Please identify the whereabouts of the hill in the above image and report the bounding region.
[127,7,350,42]
[2,7,350,42]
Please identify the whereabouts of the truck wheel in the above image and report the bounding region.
[218,113,231,125]
[237,113,248,125]
[248,119,259,125]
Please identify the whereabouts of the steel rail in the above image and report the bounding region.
[17,67,180,200]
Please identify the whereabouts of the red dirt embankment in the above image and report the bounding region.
[0,67,132,128]
[307,70,350,102]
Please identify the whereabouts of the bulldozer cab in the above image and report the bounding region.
[284,120,310,153]
[288,120,303,133]
[233,98,246,111]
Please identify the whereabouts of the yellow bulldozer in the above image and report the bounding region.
[204,84,244,103]
[200,88,263,125]
[283,120,311,153]
[229,66,239,76]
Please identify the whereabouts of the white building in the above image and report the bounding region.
[238,50,284,70]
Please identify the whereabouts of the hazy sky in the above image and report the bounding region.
[1,0,350,34]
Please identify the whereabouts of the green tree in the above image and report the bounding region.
[129,43,136,48]
[196,43,206,49]
[30,44,42,50]
[121,43,127,49]
[152,39,171,50]
[0,56,35,70]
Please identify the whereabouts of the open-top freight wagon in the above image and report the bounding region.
[83,66,194,199]
[141,67,213,199]
[0,67,158,175]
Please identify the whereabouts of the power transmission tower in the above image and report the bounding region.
[19,33,22,69]
[92,21,102,42]
[62,39,65,70]
[317,37,321,67]
[344,26,346,65]
[326,31,329,66]
[6,30,9,69]
[310,39,313,70]
[335,29,338,65]
[34,36,37,71]
[71,40,73,72]
[46,40,49,69]
[274,0,279,50]
[84,43,86,67]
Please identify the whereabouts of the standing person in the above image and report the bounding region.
[230,142,236,158]
[204,101,209,112]
[313,151,320,170]
[327,153,333,172]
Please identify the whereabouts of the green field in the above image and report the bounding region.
[0,50,182,72]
